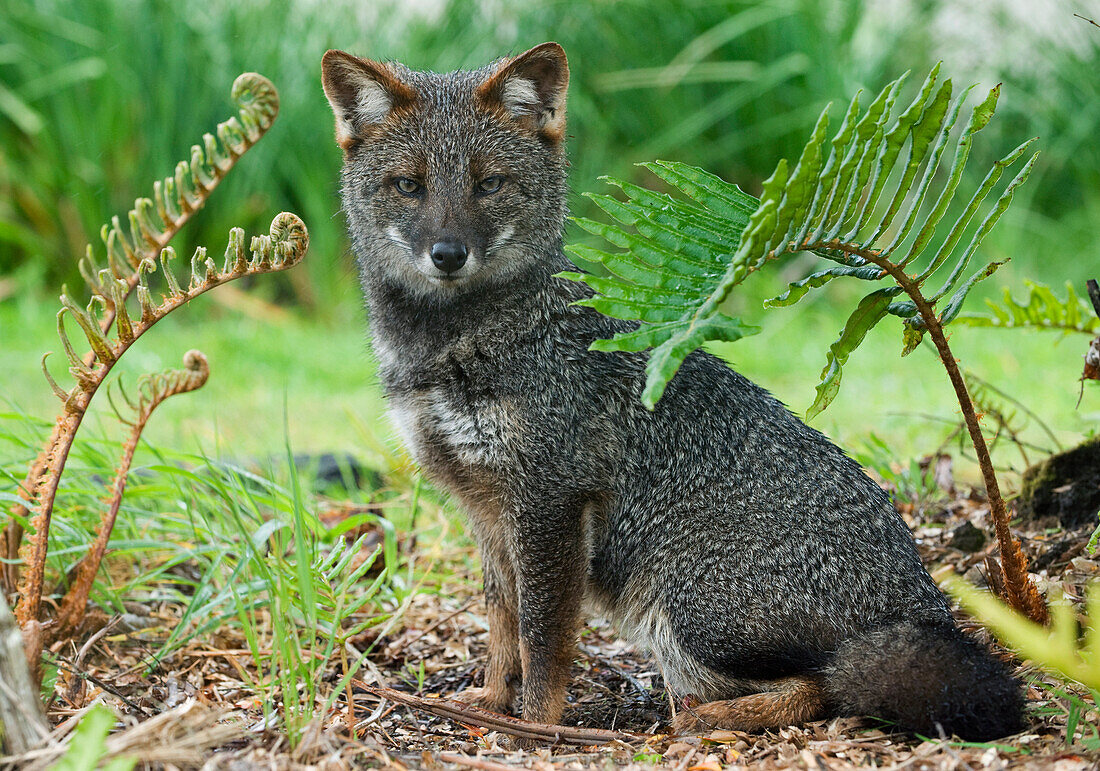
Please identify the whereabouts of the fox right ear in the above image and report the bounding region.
[321,50,416,150]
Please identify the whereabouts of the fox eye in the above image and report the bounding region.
[393,177,422,197]
[477,176,504,195]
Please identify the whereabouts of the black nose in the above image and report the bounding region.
[430,241,468,273]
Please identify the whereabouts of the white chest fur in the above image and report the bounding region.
[387,388,502,467]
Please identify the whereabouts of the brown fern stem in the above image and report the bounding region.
[809,239,1049,625]
[52,353,209,640]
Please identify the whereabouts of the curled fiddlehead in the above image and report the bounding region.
[17,213,307,630]
[3,74,283,600]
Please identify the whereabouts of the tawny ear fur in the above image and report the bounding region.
[476,42,569,142]
[321,50,417,150]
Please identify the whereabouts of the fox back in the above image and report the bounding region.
[322,43,1024,744]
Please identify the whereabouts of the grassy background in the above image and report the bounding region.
[2,0,1099,475]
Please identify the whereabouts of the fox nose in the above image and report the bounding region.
[430,240,468,273]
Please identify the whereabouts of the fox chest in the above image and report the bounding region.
[387,387,516,476]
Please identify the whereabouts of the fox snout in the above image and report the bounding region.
[430,240,468,274]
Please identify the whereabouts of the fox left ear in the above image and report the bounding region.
[477,42,569,142]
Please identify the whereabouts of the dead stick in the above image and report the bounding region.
[438,752,527,771]
[353,681,648,745]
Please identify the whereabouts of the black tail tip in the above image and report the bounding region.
[825,620,1026,742]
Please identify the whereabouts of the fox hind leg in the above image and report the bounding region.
[672,676,827,735]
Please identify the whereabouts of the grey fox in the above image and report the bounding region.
[321,43,1024,742]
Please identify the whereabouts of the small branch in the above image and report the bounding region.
[1073,13,1100,29]
[353,682,648,746]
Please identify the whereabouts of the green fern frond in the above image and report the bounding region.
[564,161,762,407]
[955,281,1100,335]
[568,64,1037,412]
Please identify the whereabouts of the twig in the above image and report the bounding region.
[438,753,527,771]
[52,658,152,716]
[1073,13,1100,29]
[353,681,648,746]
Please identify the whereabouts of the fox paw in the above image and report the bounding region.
[451,686,513,715]
[672,702,729,735]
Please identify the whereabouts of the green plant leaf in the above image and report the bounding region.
[55,704,135,771]
[806,287,901,419]
[764,264,885,307]
[939,259,1009,325]
[565,64,1035,412]
[955,281,1100,334]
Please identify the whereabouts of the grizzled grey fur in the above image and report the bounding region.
[322,43,1024,742]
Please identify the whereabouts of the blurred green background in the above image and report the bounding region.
[2,0,1098,479]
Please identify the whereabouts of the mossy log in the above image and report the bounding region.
[1017,434,1100,529]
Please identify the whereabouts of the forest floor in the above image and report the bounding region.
[4,468,1099,770]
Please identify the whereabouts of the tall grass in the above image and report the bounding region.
[3,0,1096,311]
[0,406,415,745]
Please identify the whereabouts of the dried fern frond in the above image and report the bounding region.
[3,73,280,597]
[17,213,308,629]
[52,351,210,640]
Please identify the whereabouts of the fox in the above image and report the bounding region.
[320,42,1025,743]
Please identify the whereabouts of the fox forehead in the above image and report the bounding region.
[352,74,546,181]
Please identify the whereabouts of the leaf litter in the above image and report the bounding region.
[4,467,1099,770]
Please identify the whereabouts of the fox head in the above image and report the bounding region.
[322,43,569,296]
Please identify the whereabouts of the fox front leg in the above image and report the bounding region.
[455,544,521,713]
[512,495,588,729]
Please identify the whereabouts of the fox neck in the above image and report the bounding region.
[363,245,574,376]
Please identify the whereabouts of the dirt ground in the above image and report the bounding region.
[6,472,1100,770]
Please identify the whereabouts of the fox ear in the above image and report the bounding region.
[477,42,569,142]
[321,50,416,150]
